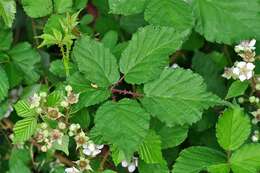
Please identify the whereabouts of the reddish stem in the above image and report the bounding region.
[111,88,143,98]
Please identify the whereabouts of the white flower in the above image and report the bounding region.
[222,67,235,79]
[46,107,63,120]
[69,124,81,136]
[235,39,256,53]
[83,141,103,157]
[65,167,80,173]
[50,129,63,144]
[58,122,66,130]
[252,131,259,142]
[121,157,138,173]
[74,131,89,148]
[41,145,48,152]
[28,93,41,108]
[65,85,73,92]
[232,61,255,81]
[251,109,260,124]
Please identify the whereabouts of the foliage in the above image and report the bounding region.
[1,0,260,173]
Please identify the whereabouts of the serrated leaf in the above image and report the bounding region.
[46,90,64,107]
[144,0,194,31]
[73,36,120,87]
[8,42,41,84]
[101,30,118,50]
[0,0,16,27]
[108,0,147,15]
[119,25,189,84]
[192,0,260,44]
[138,130,164,164]
[139,160,169,173]
[52,135,69,155]
[21,0,52,18]
[216,106,251,151]
[54,0,72,14]
[226,81,249,99]
[230,144,260,173]
[9,148,31,173]
[14,100,37,117]
[68,72,110,112]
[50,59,76,78]
[0,66,9,102]
[95,99,150,158]
[13,117,37,143]
[141,68,221,126]
[70,108,90,129]
[172,146,227,173]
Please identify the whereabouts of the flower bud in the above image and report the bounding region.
[58,122,66,130]
[41,145,48,152]
[61,100,69,107]
[39,92,47,98]
[249,96,256,103]
[238,97,244,103]
[65,85,73,92]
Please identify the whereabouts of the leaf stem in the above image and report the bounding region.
[111,88,143,98]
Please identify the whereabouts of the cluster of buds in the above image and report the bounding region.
[121,157,139,173]
[252,130,259,142]
[223,39,256,81]
[34,122,66,152]
[61,85,79,108]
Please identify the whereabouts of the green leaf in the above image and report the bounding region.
[101,30,118,50]
[0,28,12,50]
[52,135,69,155]
[54,0,73,14]
[141,68,221,126]
[108,0,147,15]
[207,164,230,173]
[21,0,53,18]
[50,59,76,78]
[13,117,37,143]
[230,144,260,173]
[119,25,189,84]
[216,106,251,151]
[46,90,64,107]
[192,52,227,97]
[0,0,16,27]
[95,99,150,158]
[70,108,90,129]
[4,62,23,88]
[144,0,194,31]
[0,101,9,120]
[73,0,88,10]
[68,72,110,112]
[138,130,164,164]
[73,35,120,87]
[0,66,9,102]
[120,14,147,34]
[111,145,125,165]
[9,148,31,173]
[139,160,169,173]
[172,146,227,173]
[153,121,188,149]
[192,0,260,44]
[14,100,37,117]
[226,81,249,99]
[8,42,41,84]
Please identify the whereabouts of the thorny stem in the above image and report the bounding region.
[111,88,143,98]
[99,147,110,171]
[59,44,70,78]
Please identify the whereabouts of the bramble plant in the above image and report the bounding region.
[1,0,260,173]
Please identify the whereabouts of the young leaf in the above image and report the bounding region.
[230,144,260,173]
[8,42,41,84]
[144,0,194,31]
[0,0,16,27]
[226,81,249,99]
[216,106,251,151]
[21,0,52,18]
[119,25,189,84]
[192,0,260,44]
[108,0,147,15]
[13,117,37,143]
[141,68,221,126]
[73,36,120,87]
[95,99,150,158]
[0,66,9,102]
[46,91,64,107]
[172,146,227,173]
[138,130,164,164]
[14,100,37,117]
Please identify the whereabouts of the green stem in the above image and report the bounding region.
[59,44,70,77]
